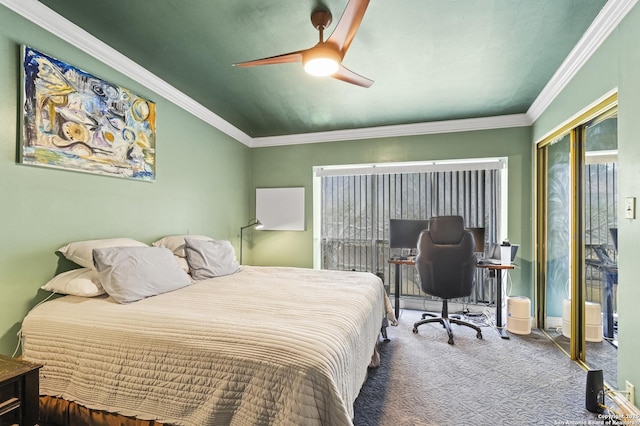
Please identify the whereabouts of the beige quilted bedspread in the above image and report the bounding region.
[22,266,396,426]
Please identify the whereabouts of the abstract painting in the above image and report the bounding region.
[20,46,156,181]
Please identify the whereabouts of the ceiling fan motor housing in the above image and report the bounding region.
[311,10,332,30]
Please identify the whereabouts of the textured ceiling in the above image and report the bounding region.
[36,0,608,138]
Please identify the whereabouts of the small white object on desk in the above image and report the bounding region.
[500,241,511,265]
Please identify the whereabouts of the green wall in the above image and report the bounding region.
[0,5,251,355]
[613,3,640,397]
[250,127,534,300]
[533,3,639,394]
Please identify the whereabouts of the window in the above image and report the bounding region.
[313,159,507,304]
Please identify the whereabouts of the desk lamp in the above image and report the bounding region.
[240,218,263,264]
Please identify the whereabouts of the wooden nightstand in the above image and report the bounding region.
[0,355,41,426]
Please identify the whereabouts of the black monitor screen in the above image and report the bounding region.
[466,227,485,254]
[389,219,429,249]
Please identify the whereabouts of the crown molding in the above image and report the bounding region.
[0,0,253,146]
[526,0,637,122]
[3,0,635,148]
[249,114,531,148]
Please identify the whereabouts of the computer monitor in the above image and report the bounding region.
[489,243,519,261]
[389,219,429,250]
[466,227,485,254]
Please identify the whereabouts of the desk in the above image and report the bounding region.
[388,258,415,319]
[388,258,514,339]
[477,263,515,339]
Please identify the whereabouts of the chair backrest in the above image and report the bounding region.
[415,216,477,300]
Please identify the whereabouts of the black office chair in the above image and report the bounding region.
[412,215,483,344]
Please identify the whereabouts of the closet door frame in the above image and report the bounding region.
[535,93,617,362]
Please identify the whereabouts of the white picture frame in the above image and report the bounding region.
[256,187,305,231]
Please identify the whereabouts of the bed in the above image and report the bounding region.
[21,238,396,426]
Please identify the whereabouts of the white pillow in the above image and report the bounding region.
[184,237,240,281]
[58,238,148,269]
[93,246,192,303]
[41,268,106,297]
[174,255,190,273]
[152,235,213,258]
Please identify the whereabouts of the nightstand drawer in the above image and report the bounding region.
[0,355,41,426]
[0,399,21,425]
[0,380,21,418]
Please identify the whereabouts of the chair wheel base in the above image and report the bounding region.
[413,312,483,344]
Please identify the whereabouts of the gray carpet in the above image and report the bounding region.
[547,328,618,389]
[353,309,603,426]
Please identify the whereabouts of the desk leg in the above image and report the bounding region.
[603,272,615,339]
[495,269,509,339]
[394,264,400,320]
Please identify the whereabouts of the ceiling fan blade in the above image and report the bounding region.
[332,64,373,88]
[326,0,370,54]
[233,50,305,67]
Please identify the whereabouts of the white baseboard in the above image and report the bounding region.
[546,316,564,330]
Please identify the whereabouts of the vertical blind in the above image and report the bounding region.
[320,168,502,303]
[584,162,618,307]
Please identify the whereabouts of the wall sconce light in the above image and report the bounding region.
[240,218,263,264]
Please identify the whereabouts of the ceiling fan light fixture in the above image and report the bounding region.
[304,58,339,76]
[234,0,373,87]
[303,44,341,77]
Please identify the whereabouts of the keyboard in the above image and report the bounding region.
[477,259,501,265]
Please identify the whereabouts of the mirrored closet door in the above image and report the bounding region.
[536,94,618,388]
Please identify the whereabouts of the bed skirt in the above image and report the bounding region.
[39,396,166,426]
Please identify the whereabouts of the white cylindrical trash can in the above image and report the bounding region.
[507,296,531,335]
[561,299,603,342]
[585,301,603,343]
[562,298,572,338]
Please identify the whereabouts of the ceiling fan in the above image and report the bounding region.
[233,0,373,88]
